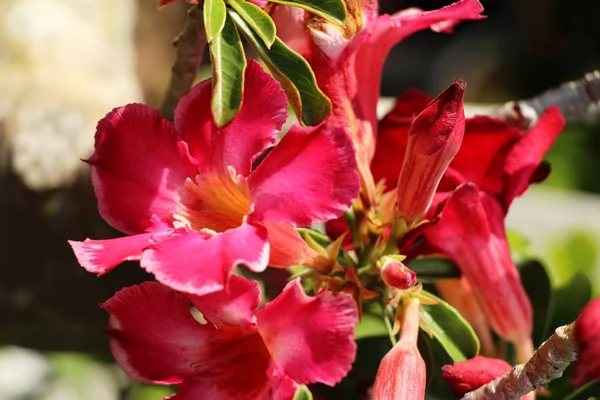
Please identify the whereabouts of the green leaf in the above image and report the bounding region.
[293,385,313,400]
[407,257,461,281]
[209,13,247,127]
[420,291,480,362]
[296,227,332,247]
[204,0,227,43]
[519,259,554,347]
[355,313,388,340]
[227,0,276,48]
[230,10,331,126]
[507,228,534,266]
[267,0,346,25]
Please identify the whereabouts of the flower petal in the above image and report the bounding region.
[442,356,513,398]
[488,106,565,208]
[573,297,600,386]
[141,223,269,296]
[90,104,196,234]
[396,82,466,226]
[186,274,261,328]
[249,124,358,226]
[102,282,212,384]
[68,233,154,275]
[263,221,309,267]
[371,89,432,191]
[423,183,533,356]
[353,0,485,142]
[174,59,287,176]
[257,280,358,386]
[438,116,520,192]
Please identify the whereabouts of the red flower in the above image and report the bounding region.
[69,60,358,296]
[573,297,600,386]
[442,356,512,397]
[103,275,358,399]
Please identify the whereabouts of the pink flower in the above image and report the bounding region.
[372,298,426,400]
[102,275,358,399]
[380,257,417,290]
[423,183,534,362]
[69,60,358,296]
[442,356,513,398]
[573,297,600,386]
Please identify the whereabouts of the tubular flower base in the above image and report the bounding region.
[102,275,359,400]
[69,60,358,296]
[372,298,426,400]
[424,183,533,361]
[573,297,600,386]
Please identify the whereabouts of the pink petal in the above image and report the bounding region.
[249,124,358,226]
[263,221,309,267]
[396,82,466,226]
[371,89,433,191]
[90,104,196,235]
[68,233,154,274]
[186,274,261,328]
[141,223,269,296]
[257,280,358,386]
[438,116,521,192]
[491,106,565,208]
[442,356,513,398]
[174,60,287,176]
[353,0,485,143]
[424,183,533,349]
[102,282,213,384]
[573,298,600,386]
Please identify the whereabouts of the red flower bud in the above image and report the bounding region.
[372,298,426,400]
[396,82,466,227]
[442,356,512,397]
[573,297,600,386]
[380,257,417,290]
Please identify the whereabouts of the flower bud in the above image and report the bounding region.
[442,356,512,398]
[573,297,600,386]
[372,298,425,400]
[380,257,417,290]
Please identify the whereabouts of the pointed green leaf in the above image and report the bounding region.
[204,0,227,43]
[420,291,480,362]
[267,0,346,25]
[296,227,332,247]
[230,10,331,126]
[355,313,388,340]
[227,0,277,48]
[293,385,313,400]
[209,13,247,127]
[407,257,461,281]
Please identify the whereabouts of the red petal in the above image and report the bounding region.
[186,274,261,328]
[573,297,600,386]
[442,355,512,397]
[140,223,269,296]
[371,89,432,191]
[90,105,196,234]
[396,82,466,225]
[424,183,533,348]
[174,60,287,176]
[257,280,358,386]
[262,221,309,267]
[102,282,213,384]
[69,233,153,275]
[439,115,520,192]
[249,124,358,226]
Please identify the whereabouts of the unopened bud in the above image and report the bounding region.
[372,298,425,400]
[380,257,417,290]
[442,356,512,398]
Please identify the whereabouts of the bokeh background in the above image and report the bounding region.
[0,0,599,398]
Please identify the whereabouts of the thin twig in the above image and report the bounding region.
[465,71,600,129]
[160,5,207,120]
[462,323,578,400]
